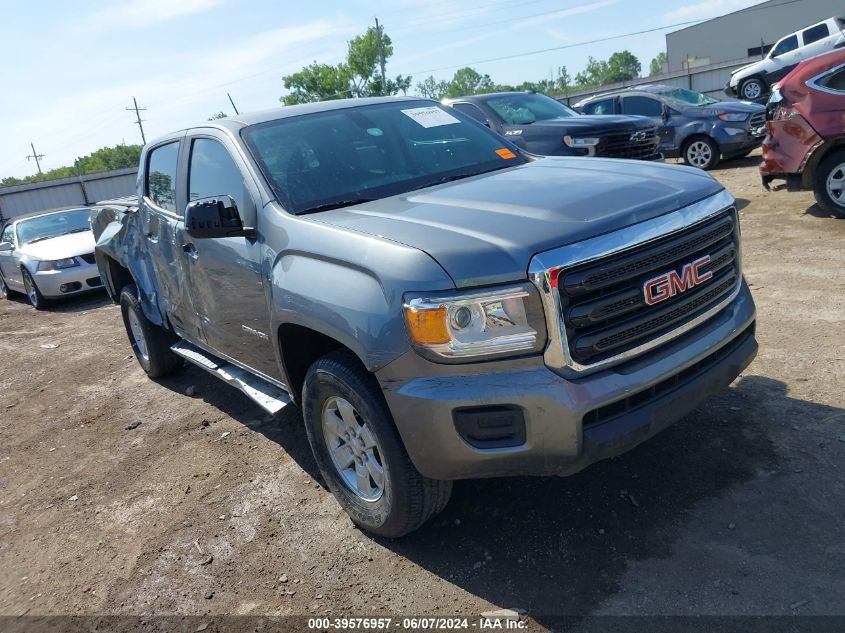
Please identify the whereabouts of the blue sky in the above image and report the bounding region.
[0,0,763,178]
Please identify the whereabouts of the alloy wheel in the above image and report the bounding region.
[742,81,762,100]
[321,395,385,501]
[127,307,150,361]
[687,141,713,168]
[23,272,39,308]
[825,162,845,208]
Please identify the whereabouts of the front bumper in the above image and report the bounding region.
[378,283,757,480]
[32,261,104,298]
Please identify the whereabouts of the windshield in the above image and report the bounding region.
[484,93,578,124]
[16,209,91,245]
[653,87,718,106]
[241,100,526,214]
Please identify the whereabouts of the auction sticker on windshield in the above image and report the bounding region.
[401,106,460,128]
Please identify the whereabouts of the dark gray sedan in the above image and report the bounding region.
[575,84,767,170]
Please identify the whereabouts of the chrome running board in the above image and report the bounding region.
[170,341,291,415]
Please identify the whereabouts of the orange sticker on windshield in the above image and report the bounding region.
[495,148,516,159]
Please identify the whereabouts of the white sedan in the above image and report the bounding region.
[0,207,104,309]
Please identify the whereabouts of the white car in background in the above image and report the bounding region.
[0,207,103,309]
[727,16,845,101]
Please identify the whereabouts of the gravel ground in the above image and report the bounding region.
[1,150,843,629]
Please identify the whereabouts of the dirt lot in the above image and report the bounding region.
[1,151,843,628]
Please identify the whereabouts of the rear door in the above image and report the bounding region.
[801,22,834,58]
[181,131,280,380]
[140,136,203,342]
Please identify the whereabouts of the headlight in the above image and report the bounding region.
[38,258,78,271]
[403,283,547,362]
[718,113,748,122]
[563,136,599,147]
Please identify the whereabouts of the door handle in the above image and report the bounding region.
[183,243,198,259]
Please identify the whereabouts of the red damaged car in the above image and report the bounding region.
[761,49,845,218]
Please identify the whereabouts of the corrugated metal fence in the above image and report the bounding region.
[555,56,758,106]
[0,167,138,222]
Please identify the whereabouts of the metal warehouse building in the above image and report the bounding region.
[666,0,843,72]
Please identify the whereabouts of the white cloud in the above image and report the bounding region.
[83,0,226,30]
[663,0,764,23]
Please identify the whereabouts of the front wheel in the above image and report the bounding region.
[22,268,46,310]
[683,136,720,170]
[813,150,845,219]
[302,350,452,538]
[0,273,21,300]
[119,284,182,378]
[740,77,766,101]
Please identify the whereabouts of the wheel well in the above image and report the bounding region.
[104,256,133,302]
[802,140,845,189]
[279,324,346,402]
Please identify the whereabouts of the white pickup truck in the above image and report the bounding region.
[727,16,845,101]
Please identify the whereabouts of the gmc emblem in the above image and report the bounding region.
[643,255,713,306]
[630,130,649,142]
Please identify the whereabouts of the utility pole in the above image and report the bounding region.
[126,96,147,144]
[375,17,386,95]
[26,142,44,175]
[227,92,240,115]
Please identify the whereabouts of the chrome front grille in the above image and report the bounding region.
[529,190,742,373]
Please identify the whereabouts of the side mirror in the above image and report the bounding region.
[185,195,254,239]
[0,241,13,252]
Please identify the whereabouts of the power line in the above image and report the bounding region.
[126,96,147,145]
[26,142,44,175]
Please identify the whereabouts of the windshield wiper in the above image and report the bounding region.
[62,227,91,235]
[410,166,512,192]
[298,198,375,214]
[23,236,54,244]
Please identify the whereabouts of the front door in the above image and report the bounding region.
[621,95,674,152]
[0,223,21,288]
[181,133,279,380]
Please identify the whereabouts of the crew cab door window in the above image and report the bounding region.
[451,102,489,125]
[188,138,247,211]
[802,23,829,45]
[581,98,615,115]
[621,96,663,117]
[146,142,179,213]
[770,34,798,58]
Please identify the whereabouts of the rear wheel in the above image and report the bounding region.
[302,350,452,537]
[0,273,20,300]
[22,268,46,310]
[740,77,766,101]
[813,150,845,219]
[683,136,720,170]
[119,283,182,378]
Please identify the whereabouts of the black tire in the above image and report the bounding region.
[813,149,845,219]
[302,349,452,538]
[0,272,20,300]
[21,268,46,310]
[683,136,721,170]
[740,77,766,101]
[119,283,182,378]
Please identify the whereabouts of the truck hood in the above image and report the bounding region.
[532,114,654,133]
[314,158,724,288]
[18,231,95,260]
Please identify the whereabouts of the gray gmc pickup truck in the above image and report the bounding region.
[92,96,757,537]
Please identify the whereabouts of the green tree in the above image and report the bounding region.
[416,75,449,100]
[282,62,351,105]
[1,144,142,187]
[650,52,667,76]
[606,50,641,82]
[281,26,410,104]
[575,56,609,87]
[445,67,495,98]
[207,111,228,120]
